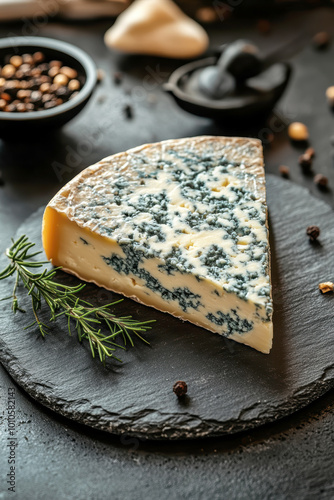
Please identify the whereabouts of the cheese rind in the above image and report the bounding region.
[43,136,273,353]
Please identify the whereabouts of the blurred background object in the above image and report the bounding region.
[104,0,209,58]
[0,0,332,22]
[0,0,129,21]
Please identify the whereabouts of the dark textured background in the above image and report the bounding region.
[1,7,334,499]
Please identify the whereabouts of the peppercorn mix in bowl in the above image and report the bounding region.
[0,36,96,137]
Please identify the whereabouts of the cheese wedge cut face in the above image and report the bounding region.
[43,136,273,353]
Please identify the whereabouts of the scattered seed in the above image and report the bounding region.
[173,381,188,398]
[326,86,334,107]
[298,153,312,171]
[96,68,105,83]
[278,165,290,178]
[306,225,320,241]
[113,71,123,85]
[319,282,334,293]
[124,104,133,119]
[314,173,328,189]
[288,122,309,142]
[196,7,217,23]
[257,19,272,34]
[313,31,330,50]
[305,147,315,158]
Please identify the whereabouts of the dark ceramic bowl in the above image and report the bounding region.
[0,36,96,138]
[164,56,291,124]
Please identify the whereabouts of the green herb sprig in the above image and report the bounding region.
[0,235,154,364]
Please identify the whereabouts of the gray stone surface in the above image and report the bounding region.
[0,176,333,440]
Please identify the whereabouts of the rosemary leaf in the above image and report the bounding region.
[0,235,154,365]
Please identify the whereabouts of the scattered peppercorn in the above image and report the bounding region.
[96,68,105,83]
[305,147,315,158]
[326,86,334,107]
[124,104,133,119]
[319,282,334,293]
[113,71,123,85]
[257,19,272,34]
[0,51,84,113]
[298,153,312,172]
[195,7,218,23]
[279,165,290,178]
[314,173,329,189]
[288,122,309,142]
[313,31,330,50]
[173,381,188,398]
[306,225,320,241]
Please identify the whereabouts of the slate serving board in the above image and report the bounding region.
[0,175,334,440]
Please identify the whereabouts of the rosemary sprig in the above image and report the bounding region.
[0,235,154,365]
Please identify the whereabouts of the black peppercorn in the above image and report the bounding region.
[298,153,312,172]
[314,174,328,189]
[306,225,320,241]
[313,31,330,50]
[113,71,123,85]
[124,104,133,119]
[173,381,188,397]
[279,165,290,178]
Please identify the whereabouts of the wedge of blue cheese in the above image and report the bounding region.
[43,136,273,353]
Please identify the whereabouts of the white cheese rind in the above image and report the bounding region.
[43,136,273,353]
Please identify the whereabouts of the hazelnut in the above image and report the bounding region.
[288,122,309,142]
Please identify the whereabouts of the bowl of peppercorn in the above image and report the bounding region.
[0,36,97,138]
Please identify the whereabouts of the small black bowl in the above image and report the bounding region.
[0,36,97,138]
[164,56,291,125]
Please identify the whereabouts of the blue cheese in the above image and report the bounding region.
[42,136,273,353]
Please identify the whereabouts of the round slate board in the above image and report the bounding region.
[1,175,334,440]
